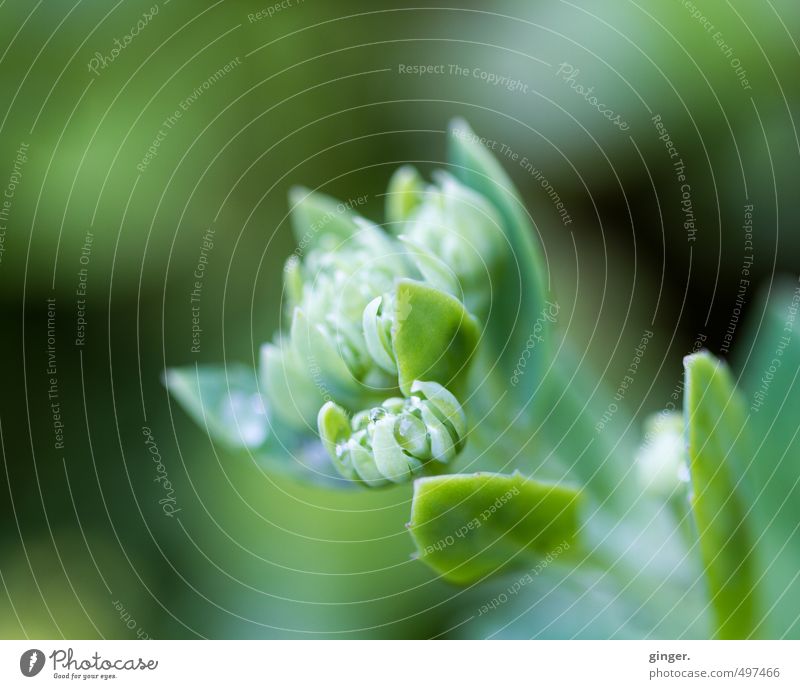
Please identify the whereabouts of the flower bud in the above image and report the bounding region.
[397,170,505,316]
[262,193,414,428]
[263,182,482,487]
[318,381,467,486]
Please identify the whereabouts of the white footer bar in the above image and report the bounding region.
[1,640,797,687]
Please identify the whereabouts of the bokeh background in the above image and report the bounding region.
[0,0,798,638]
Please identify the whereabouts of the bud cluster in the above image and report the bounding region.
[319,381,467,486]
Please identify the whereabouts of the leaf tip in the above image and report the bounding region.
[448,116,471,137]
[288,184,311,205]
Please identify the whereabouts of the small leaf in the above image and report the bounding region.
[165,363,353,489]
[385,165,425,228]
[392,279,480,396]
[409,472,581,585]
[684,351,756,639]
[317,401,358,481]
[282,255,304,311]
[288,186,360,248]
[411,380,467,444]
[372,415,421,483]
[362,296,398,374]
[420,404,456,463]
[348,438,388,487]
[164,364,268,449]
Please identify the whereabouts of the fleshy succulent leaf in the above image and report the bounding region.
[385,165,425,227]
[318,401,358,481]
[420,404,456,463]
[288,186,361,248]
[283,254,304,310]
[362,296,398,374]
[392,279,480,396]
[409,472,581,585]
[683,351,757,639]
[164,364,268,449]
[371,415,421,483]
[165,363,356,489]
[411,380,467,443]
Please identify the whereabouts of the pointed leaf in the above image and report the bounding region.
[164,364,268,449]
[385,165,425,228]
[288,186,360,248]
[165,363,353,489]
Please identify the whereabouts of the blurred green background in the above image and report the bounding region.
[0,0,798,638]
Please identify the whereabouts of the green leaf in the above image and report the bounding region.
[392,279,480,396]
[164,364,268,449]
[684,351,757,639]
[317,401,358,481]
[447,119,550,397]
[411,380,467,446]
[385,165,425,228]
[408,472,581,585]
[288,186,360,248]
[166,363,355,489]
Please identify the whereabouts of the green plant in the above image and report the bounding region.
[166,120,800,639]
